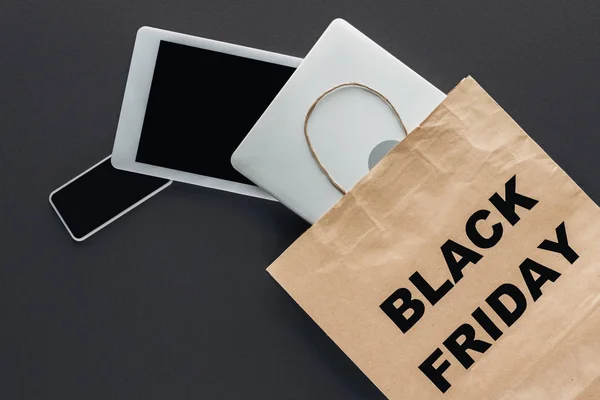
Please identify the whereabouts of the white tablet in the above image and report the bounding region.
[231,19,446,223]
[111,27,302,200]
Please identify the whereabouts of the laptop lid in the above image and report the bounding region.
[231,19,445,223]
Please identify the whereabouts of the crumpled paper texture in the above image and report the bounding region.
[268,77,600,399]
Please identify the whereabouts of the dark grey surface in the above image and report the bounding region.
[1,0,599,398]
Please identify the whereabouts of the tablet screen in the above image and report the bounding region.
[135,41,296,185]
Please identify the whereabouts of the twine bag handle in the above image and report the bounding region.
[303,82,408,195]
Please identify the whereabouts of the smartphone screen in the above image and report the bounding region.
[49,156,171,241]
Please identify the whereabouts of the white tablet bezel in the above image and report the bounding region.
[49,155,172,242]
[111,26,302,201]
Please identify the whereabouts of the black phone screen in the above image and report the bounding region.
[50,158,170,240]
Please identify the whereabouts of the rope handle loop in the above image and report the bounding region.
[303,82,407,195]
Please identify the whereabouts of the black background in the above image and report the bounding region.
[1,1,599,399]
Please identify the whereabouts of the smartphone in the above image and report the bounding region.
[49,156,172,241]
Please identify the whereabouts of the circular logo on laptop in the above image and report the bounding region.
[368,140,399,170]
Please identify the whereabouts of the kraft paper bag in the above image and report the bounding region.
[267,77,600,399]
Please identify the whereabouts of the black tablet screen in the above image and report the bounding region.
[135,41,296,185]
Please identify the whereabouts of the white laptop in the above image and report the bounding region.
[231,19,445,223]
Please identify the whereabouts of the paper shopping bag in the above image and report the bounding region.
[267,77,600,399]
